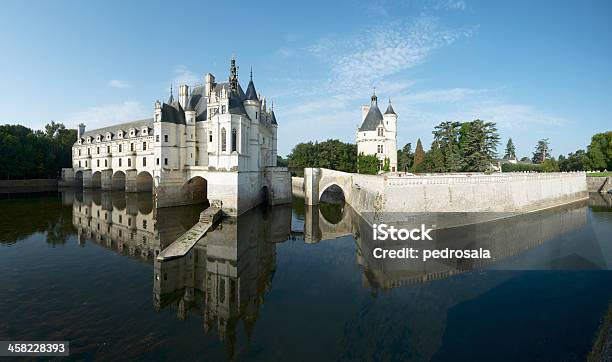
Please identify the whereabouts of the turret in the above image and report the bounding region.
[383,98,397,133]
[244,67,261,122]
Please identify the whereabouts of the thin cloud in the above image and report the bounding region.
[108,79,130,88]
[173,65,200,88]
[68,101,149,129]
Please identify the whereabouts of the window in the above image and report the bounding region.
[231,129,237,152]
[78,149,81,156]
[119,215,122,223]
[208,131,212,142]
[97,159,100,167]
[256,111,258,119]
[378,128,384,137]
[130,143,134,152]
[221,128,227,152]
[377,145,384,153]
[156,135,159,142]
[142,157,146,166]
[164,135,168,142]
[164,158,168,166]
[119,158,122,167]
[143,220,147,229]
[97,147,100,154]
[143,142,147,151]
[119,144,122,152]
[378,159,384,170]
[221,105,226,114]
[107,146,110,153]
[128,159,131,167]
[88,148,90,155]
[78,160,81,167]
[156,158,159,165]
[85,161,88,167]
[104,159,107,167]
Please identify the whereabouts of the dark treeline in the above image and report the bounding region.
[557,131,612,171]
[0,122,76,180]
[287,140,358,173]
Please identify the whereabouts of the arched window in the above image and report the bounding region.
[231,129,237,152]
[221,128,227,152]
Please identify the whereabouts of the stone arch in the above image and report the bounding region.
[91,171,102,188]
[112,171,126,191]
[75,170,83,188]
[136,171,153,192]
[184,176,209,205]
[319,183,346,204]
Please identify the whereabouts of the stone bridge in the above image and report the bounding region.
[294,168,589,227]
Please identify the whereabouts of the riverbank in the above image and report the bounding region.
[0,179,58,193]
[589,301,612,361]
[587,176,611,193]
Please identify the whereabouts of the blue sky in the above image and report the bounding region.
[1,0,610,158]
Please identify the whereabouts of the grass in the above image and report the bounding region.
[587,172,612,177]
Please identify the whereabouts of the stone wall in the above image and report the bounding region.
[0,179,58,192]
[292,177,304,198]
[298,168,589,227]
[587,176,611,193]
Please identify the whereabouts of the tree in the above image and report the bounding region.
[459,120,500,172]
[0,122,76,180]
[433,121,462,171]
[532,138,551,164]
[412,138,425,172]
[357,153,378,175]
[276,155,288,167]
[428,140,445,172]
[559,150,591,171]
[383,157,390,172]
[587,132,612,171]
[542,158,560,172]
[287,139,357,173]
[397,143,413,172]
[504,138,516,160]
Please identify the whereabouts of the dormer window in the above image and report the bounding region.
[378,128,384,137]
[78,139,83,145]
[106,132,112,141]
[87,137,92,144]
[96,135,102,142]
[141,127,148,135]
[129,128,136,137]
[117,130,124,139]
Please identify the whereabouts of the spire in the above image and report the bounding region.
[384,98,396,115]
[270,101,277,125]
[168,85,174,103]
[229,56,239,94]
[371,87,377,104]
[245,66,258,101]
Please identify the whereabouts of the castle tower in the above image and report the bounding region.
[244,67,261,123]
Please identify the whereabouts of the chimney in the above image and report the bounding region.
[78,123,86,138]
[179,85,189,108]
[205,73,215,96]
[361,105,370,122]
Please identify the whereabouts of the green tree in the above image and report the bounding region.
[276,155,288,167]
[412,138,426,172]
[559,150,591,171]
[459,120,500,172]
[428,140,445,172]
[287,139,357,173]
[357,153,378,175]
[504,138,516,160]
[433,121,462,171]
[383,157,390,172]
[542,158,560,172]
[532,138,552,164]
[397,143,413,172]
[587,132,612,171]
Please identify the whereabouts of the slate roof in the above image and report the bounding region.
[245,80,258,101]
[78,118,153,142]
[270,110,278,125]
[358,100,384,131]
[187,85,208,122]
[228,93,248,115]
[161,102,186,125]
[384,101,396,115]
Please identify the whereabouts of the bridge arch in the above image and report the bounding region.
[91,171,102,188]
[184,176,208,205]
[75,170,83,188]
[136,171,153,192]
[319,183,347,205]
[112,171,126,191]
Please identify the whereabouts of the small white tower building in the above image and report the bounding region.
[356,92,398,172]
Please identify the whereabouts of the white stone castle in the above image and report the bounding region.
[61,57,292,215]
[356,92,398,172]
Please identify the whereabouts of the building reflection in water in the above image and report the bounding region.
[68,190,609,358]
[300,197,608,291]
